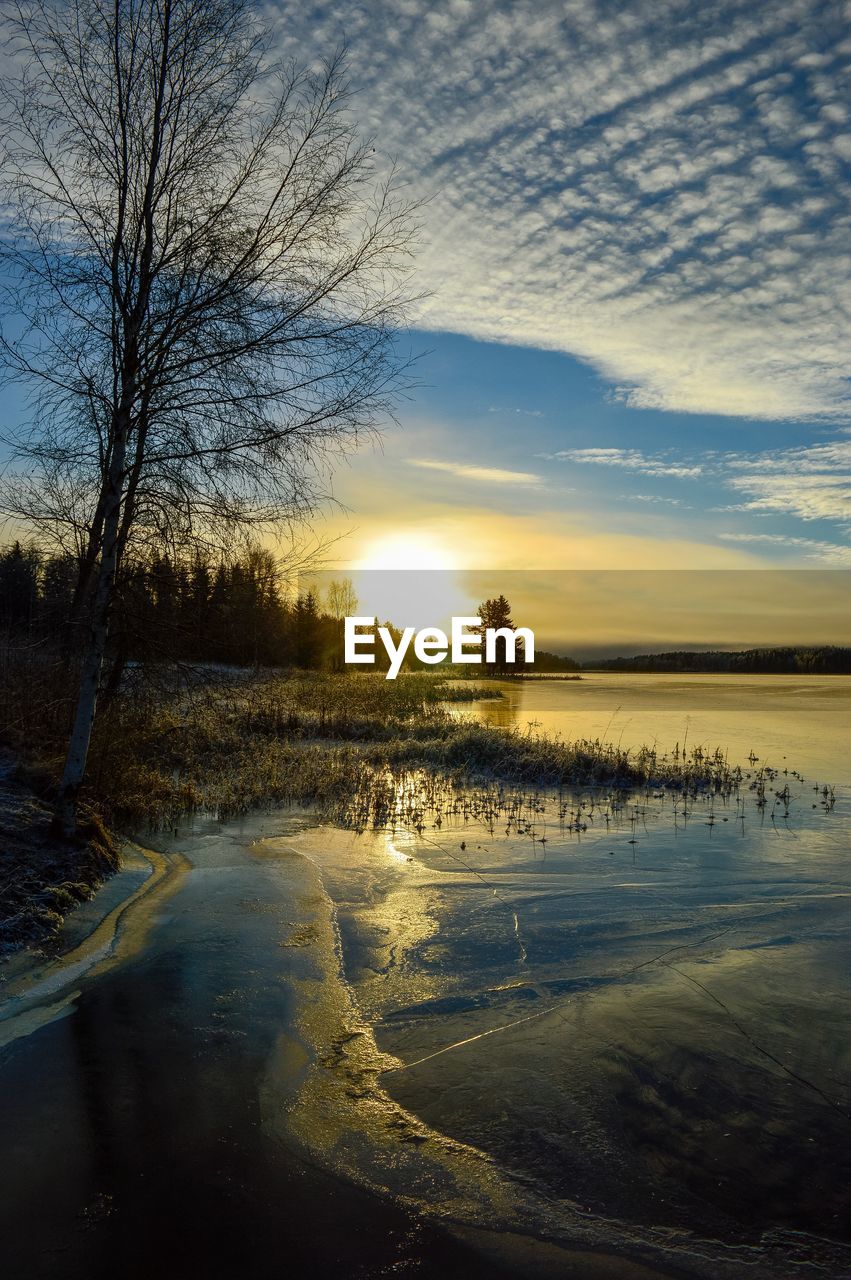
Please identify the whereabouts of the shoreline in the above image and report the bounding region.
[5,665,845,961]
[0,754,120,956]
[0,838,187,1045]
[1,670,765,958]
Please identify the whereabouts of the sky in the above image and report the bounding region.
[257,0,851,585]
[2,0,850,648]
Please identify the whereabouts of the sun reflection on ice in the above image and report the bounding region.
[384,835,412,864]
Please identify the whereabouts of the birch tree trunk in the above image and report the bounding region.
[57,432,127,836]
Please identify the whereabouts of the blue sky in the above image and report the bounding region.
[257,0,851,571]
[317,328,851,571]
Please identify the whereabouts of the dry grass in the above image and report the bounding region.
[0,757,119,953]
[69,670,748,831]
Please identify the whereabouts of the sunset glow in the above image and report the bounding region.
[356,533,457,573]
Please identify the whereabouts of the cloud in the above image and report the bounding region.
[540,447,702,478]
[724,474,851,523]
[318,490,763,570]
[621,493,686,506]
[408,457,542,485]
[718,531,851,564]
[721,439,851,524]
[538,436,851,531]
[488,405,545,417]
[268,0,851,419]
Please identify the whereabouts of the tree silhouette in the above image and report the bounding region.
[478,594,516,676]
[0,0,418,832]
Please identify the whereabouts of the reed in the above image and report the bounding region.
[71,670,753,831]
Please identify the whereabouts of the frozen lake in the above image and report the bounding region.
[1,675,849,1278]
[445,671,851,787]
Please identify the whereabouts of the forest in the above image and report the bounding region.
[588,647,851,674]
[0,539,365,674]
[0,541,579,679]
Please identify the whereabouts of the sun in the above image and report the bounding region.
[355,533,456,572]
[350,532,472,630]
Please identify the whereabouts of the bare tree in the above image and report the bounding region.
[0,0,417,833]
[324,576,358,620]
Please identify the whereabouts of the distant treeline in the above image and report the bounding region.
[13,541,840,679]
[528,650,581,672]
[586,647,851,674]
[0,540,358,674]
[0,541,572,678]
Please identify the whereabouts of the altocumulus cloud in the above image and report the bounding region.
[267,0,851,420]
